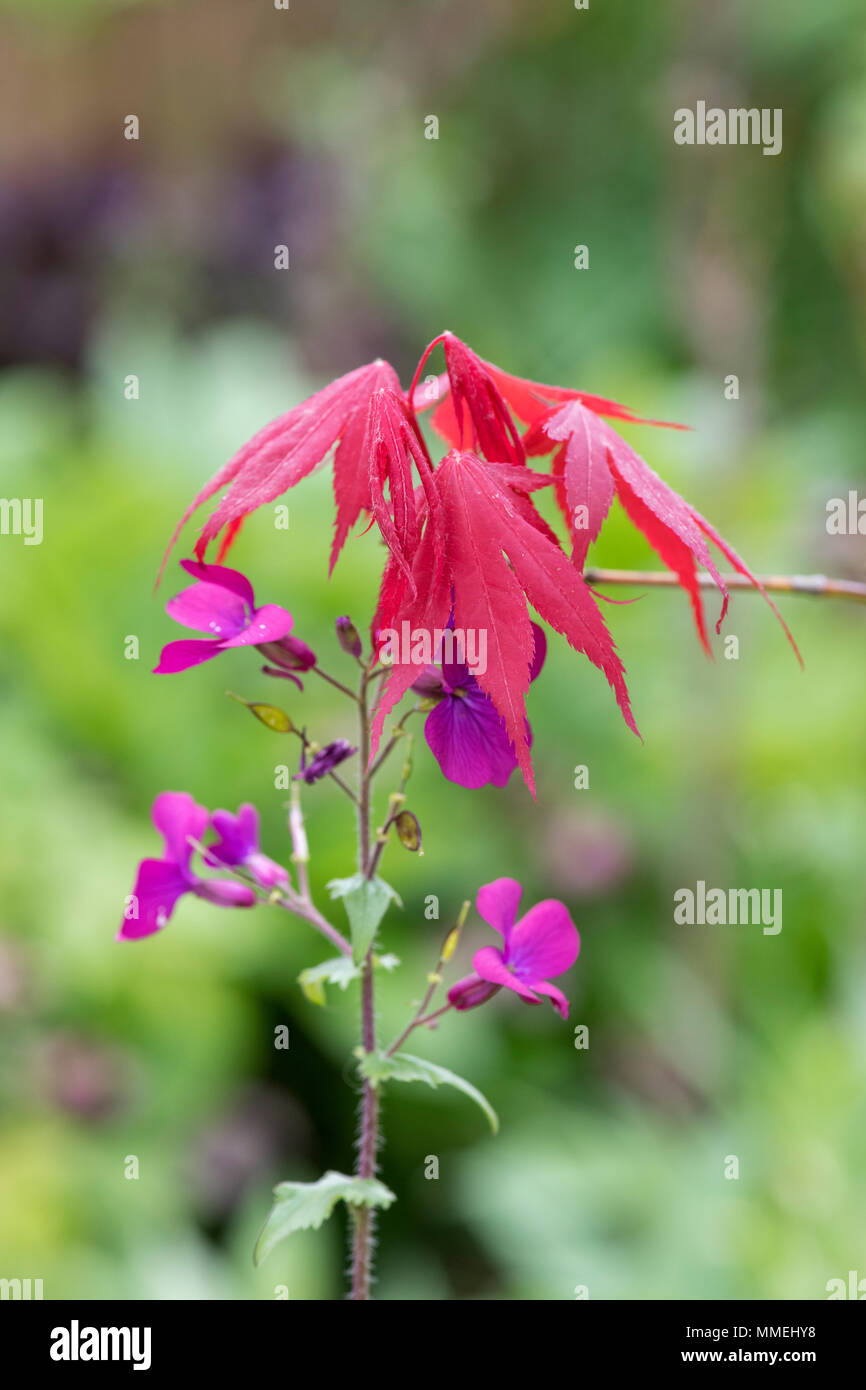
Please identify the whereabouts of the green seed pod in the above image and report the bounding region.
[394,809,422,852]
[227,691,293,733]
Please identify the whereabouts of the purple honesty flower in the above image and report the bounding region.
[117,792,256,941]
[295,739,357,785]
[204,803,289,889]
[447,877,580,1019]
[154,561,296,675]
[413,624,547,790]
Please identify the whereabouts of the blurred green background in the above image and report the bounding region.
[1,0,865,1301]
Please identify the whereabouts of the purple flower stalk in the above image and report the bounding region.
[448,877,580,1019]
[154,561,297,675]
[414,624,547,790]
[117,792,256,941]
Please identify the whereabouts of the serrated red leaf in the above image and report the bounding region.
[409,332,526,464]
[434,452,539,792]
[160,358,400,580]
[383,450,639,794]
[486,361,685,430]
[412,343,684,434]
[691,510,803,667]
[369,515,452,757]
[446,453,638,740]
[330,360,402,572]
[364,389,426,592]
[528,400,728,640]
[527,400,801,662]
[532,401,616,567]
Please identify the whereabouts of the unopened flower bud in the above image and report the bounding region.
[195,880,257,908]
[447,973,501,1012]
[336,616,362,659]
[258,635,317,672]
[295,739,357,785]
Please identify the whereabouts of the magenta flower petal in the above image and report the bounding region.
[118,790,262,944]
[165,581,247,638]
[523,978,570,1020]
[472,945,541,1004]
[424,687,518,789]
[153,637,225,674]
[219,603,295,649]
[416,622,544,791]
[208,804,258,864]
[151,791,209,873]
[117,858,189,940]
[179,559,256,607]
[157,562,295,675]
[475,877,523,941]
[508,899,580,981]
[465,877,580,1018]
[439,654,472,691]
[207,804,289,888]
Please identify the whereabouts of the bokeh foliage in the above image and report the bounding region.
[1,0,865,1299]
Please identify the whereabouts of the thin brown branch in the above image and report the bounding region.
[583,568,866,604]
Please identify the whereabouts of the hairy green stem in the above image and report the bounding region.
[350,668,380,1300]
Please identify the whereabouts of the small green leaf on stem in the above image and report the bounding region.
[254,1170,396,1265]
[328,873,401,963]
[298,956,362,1005]
[358,1050,499,1134]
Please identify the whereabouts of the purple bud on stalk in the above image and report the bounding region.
[294,739,357,785]
[336,616,362,659]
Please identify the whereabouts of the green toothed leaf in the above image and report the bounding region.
[358,1050,499,1134]
[298,956,361,1005]
[327,873,401,963]
[254,1170,396,1265]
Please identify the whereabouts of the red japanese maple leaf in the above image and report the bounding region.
[411,331,678,450]
[370,449,639,796]
[409,333,799,663]
[364,387,444,595]
[524,400,801,662]
[162,329,800,794]
[160,357,401,581]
